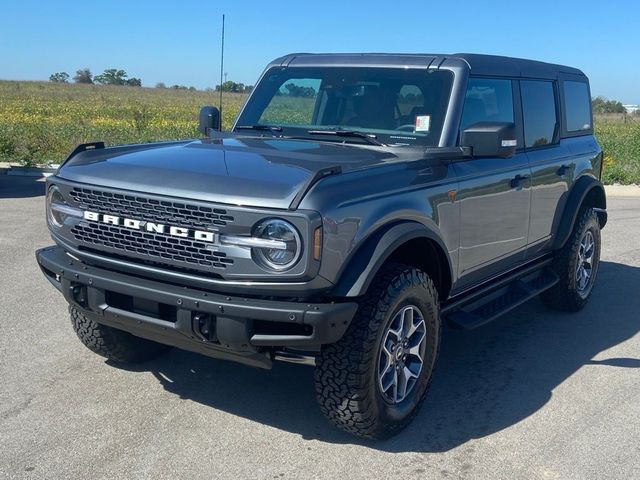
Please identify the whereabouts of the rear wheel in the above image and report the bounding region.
[314,263,441,439]
[542,207,601,311]
[70,307,170,363]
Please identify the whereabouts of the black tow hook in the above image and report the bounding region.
[193,313,217,342]
[69,283,88,308]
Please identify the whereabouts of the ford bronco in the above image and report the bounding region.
[36,53,606,439]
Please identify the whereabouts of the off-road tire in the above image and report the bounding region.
[70,306,170,363]
[314,263,441,439]
[541,207,601,312]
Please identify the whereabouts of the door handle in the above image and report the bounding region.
[510,174,530,188]
[557,164,571,176]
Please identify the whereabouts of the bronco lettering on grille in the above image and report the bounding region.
[82,211,217,243]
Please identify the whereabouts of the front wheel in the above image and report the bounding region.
[542,207,601,311]
[314,263,441,439]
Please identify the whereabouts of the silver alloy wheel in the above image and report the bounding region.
[576,229,596,294]
[378,305,427,404]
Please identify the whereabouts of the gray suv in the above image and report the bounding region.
[37,53,606,439]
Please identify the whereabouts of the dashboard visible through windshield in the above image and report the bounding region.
[235,67,454,146]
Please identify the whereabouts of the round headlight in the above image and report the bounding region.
[46,185,67,228]
[252,219,302,271]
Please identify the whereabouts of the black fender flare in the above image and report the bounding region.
[552,176,607,250]
[331,221,453,297]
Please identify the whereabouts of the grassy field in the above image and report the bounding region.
[0,81,247,166]
[593,114,640,184]
[0,81,638,184]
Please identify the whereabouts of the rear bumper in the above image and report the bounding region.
[36,246,358,369]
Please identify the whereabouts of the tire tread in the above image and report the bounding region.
[70,307,169,363]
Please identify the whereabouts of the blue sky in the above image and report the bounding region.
[1,0,638,103]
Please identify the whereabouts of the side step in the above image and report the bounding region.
[443,267,559,330]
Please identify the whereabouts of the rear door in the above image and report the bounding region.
[521,80,573,255]
[454,78,532,289]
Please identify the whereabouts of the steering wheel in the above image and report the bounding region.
[395,124,416,132]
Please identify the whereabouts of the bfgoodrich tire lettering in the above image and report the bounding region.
[542,208,601,311]
[314,263,441,439]
[70,307,170,363]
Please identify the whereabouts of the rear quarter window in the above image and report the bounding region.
[521,80,557,148]
[563,81,592,133]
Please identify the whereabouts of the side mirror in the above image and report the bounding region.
[460,122,517,158]
[198,106,221,135]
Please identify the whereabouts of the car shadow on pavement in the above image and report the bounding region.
[111,260,640,452]
[0,176,46,198]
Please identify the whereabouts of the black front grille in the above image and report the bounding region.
[72,223,233,269]
[69,187,234,229]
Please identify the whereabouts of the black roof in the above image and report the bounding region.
[452,53,585,78]
[270,53,586,80]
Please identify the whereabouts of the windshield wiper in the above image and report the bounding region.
[235,124,283,132]
[307,129,386,146]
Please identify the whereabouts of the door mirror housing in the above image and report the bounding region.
[460,122,517,158]
[198,106,221,135]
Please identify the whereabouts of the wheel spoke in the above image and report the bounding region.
[580,268,589,289]
[576,265,583,283]
[584,249,594,266]
[380,347,394,376]
[397,366,418,400]
[392,369,399,403]
[387,316,403,342]
[397,367,408,400]
[380,364,396,392]
[407,331,425,359]
[402,307,414,338]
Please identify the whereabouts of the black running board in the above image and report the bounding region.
[442,264,559,330]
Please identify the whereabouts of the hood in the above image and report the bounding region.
[57,136,405,209]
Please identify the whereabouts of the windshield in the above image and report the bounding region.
[235,67,454,146]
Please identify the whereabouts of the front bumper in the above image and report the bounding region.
[36,246,357,369]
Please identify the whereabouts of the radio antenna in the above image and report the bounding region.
[219,14,225,130]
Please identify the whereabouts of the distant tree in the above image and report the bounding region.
[94,68,128,85]
[188,86,196,91]
[155,82,166,89]
[170,84,189,90]
[214,81,252,93]
[126,77,142,87]
[284,83,316,98]
[73,68,93,84]
[592,96,625,114]
[49,72,69,83]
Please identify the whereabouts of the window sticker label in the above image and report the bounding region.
[415,115,431,132]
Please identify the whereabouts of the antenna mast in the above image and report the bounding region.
[219,14,225,129]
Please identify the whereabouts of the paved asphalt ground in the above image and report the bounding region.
[1,176,639,480]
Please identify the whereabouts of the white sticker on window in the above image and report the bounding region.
[415,115,431,132]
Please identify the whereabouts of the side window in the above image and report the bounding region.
[460,78,514,131]
[521,80,557,148]
[563,81,592,133]
[259,78,321,125]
